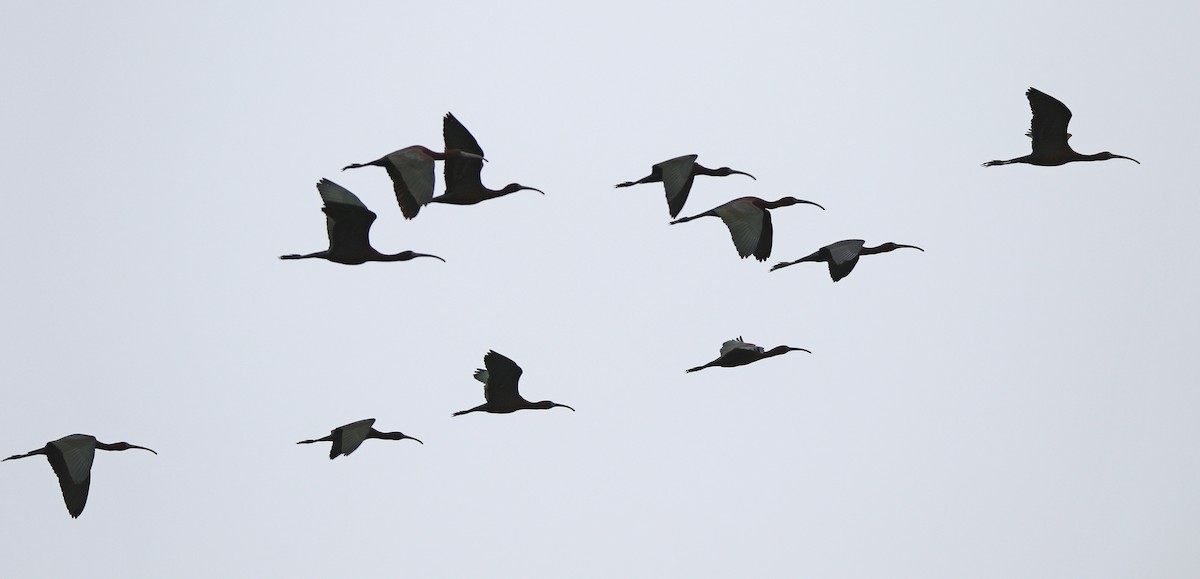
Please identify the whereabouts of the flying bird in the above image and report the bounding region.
[983,88,1139,167]
[771,239,923,281]
[432,113,544,206]
[343,145,485,219]
[616,154,755,218]
[686,337,810,373]
[280,179,445,265]
[453,351,575,416]
[297,418,423,459]
[670,197,825,261]
[3,434,156,518]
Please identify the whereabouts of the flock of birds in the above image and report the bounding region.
[6,88,1140,518]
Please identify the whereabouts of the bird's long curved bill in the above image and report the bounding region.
[1114,155,1140,164]
[414,253,447,262]
[407,436,425,445]
[735,171,756,180]
[556,403,576,412]
[898,245,925,252]
[804,200,826,210]
[523,187,546,195]
[130,445,158,454]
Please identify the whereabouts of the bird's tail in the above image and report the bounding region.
[614,182,636,188]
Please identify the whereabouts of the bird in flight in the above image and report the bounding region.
[453,351,575,416]
[686,337,810,373]
[670,196,824,261]
[983,88,1139,167]
[280,179,445,265]
[771,239,923,281]
[616,154,755,218]
[4,434,156,518]
[297,419,423,459]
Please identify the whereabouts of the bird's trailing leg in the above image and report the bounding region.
[296,435,334,445]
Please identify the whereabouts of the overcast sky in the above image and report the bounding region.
[2,1,1199,577]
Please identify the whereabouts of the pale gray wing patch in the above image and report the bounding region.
[716,201,763,258]
[720,336,756,356]
[389,150,436,206]
[316,179,368,209]
[657,155,698,203]
[55,435,97,484]
[473,369,489,384]
[828,239,865,265]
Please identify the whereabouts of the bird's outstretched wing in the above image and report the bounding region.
[334,419,375,458]
[385,148,436,218]
[656,155,699,218]
[825,239,865,281]
[1025,88,1073,156]
[49,436,98,518]
[714,200,766,260]
[318,180,377,256]
[482,350,523,403]
[443,113,486,194]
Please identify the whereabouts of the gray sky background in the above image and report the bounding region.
[2,1,1198,577]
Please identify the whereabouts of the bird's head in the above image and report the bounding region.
[716,167,756,180]
[534,401,575,412]
[501,183,545,195]
[1099,152,1140,164]
[103,442,158,454]
[882,243,924,252]
[774,197,825,210]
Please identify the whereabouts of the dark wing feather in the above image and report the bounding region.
[482,350,524,403]
[753,209,773,261]
[1025,88,1073,155]
[46,445,90,518]
[443,113,486,194]
[322,203,377,258]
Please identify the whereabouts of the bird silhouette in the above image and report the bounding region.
[686,337,810,373]
[771,239,923,281]
[616,154,755,218]
[983,88,1139,167]
[343,145,485,219]
[453,351,575,416]
[297,419,423,459]
[432,113,543,206]
[670,196,824,261]
[280,179,445,265]
[4,434,156,518]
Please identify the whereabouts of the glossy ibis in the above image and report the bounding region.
[616,154,755,218]
[983,88,1139,167]
[687,337,810,373]
[771,239,923,281]
[280,179,445,265]
[431,113,543,206]
[670,197,824,261]
[453,351,575,416]
[4,434,156,518]
[297,419,423,459]
[343,145,485,219]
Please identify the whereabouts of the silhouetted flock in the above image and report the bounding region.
[6,89,1138,517]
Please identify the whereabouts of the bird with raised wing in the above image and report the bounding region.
[616,154,755,218]
[670,196,824,261]
[280,179,445,265]
[771,239,923,281]
[297,418,423,459]
[686,337,810,373]
[431,113,543,206]
[453,351,575,416]
[983,88,1139,167]
[343,145,485,219]
[4,434,156,518]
